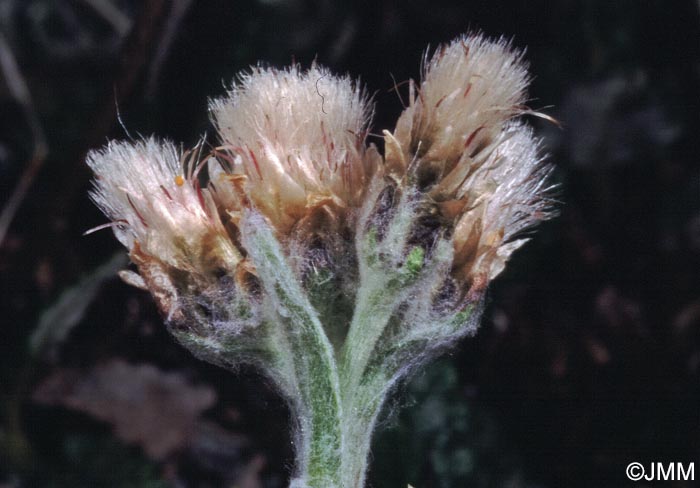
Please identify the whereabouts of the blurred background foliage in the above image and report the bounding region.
[1,0,699,486]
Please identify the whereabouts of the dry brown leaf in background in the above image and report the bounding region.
[33,358,216,460]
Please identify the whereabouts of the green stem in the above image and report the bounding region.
[276,284,343,487]
[337,273,397,487]
[242,214,344,487]
[340,277,394,394]
[339,381,391,487]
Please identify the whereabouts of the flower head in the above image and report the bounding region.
[86,139,247,309]
[384,34,555,287]
[209,64,379,234]
[450,122,553,283]
[386,35,529,181]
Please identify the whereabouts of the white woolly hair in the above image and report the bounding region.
[209,64,377,231]
[86,138,239,271]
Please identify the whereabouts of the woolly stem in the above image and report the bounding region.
[339,379,392,487]
[337,282,395,486]
[242,214,344,488]
[340,276,394,391]
[333,196,423,486]
[340,196,416,404]
[275,285,343,487]
[339,275,414,486]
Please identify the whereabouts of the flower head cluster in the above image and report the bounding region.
[87,33,555,488]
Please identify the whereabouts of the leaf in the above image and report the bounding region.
[33,359,217,460]
[29,252,128,360]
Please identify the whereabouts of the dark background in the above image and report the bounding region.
[1,1,699,486]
